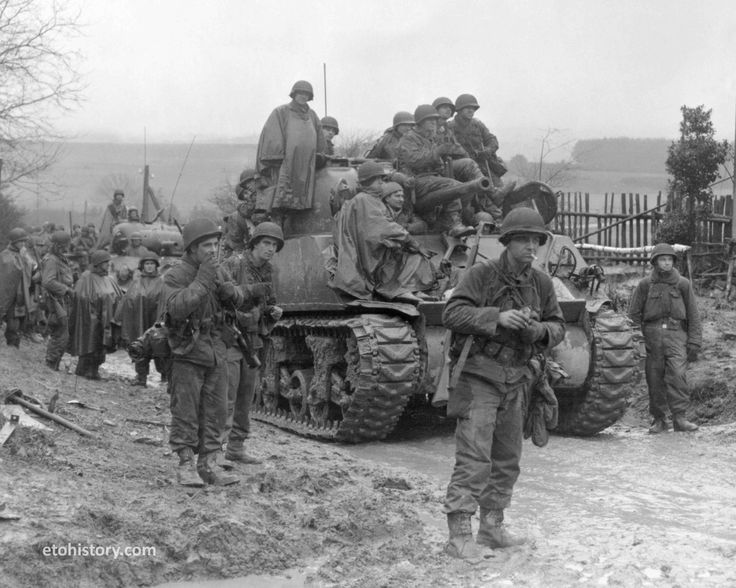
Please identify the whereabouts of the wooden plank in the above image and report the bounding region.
[635,193,641,247]
[620,193,626,248]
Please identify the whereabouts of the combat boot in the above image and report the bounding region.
[477,508,526,549]
[197,452,240,486]
[445,513,492,560]
[45,358,59,371]
[673,414,699,432]
[132,375,147,387]
[648,418,669,434]
[176,448,204,487]
[225,440,263,465]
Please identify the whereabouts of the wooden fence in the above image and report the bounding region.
[553,191,734,269]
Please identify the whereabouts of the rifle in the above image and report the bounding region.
[431,224,484,408]
[224,304,261,369]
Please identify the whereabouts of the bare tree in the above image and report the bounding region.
[96,173,139,205]
[0,0,83,191]
[335,129,381,159]
[508,128,578,189]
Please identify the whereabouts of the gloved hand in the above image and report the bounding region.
[268,305,283,321]
[687,345,699,362]
[196,257,218,289]
[519,320,546,344]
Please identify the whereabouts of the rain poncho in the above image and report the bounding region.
[69,270,123,356]
[114,273,164,344]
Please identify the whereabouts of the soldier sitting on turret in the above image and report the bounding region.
[330,161,438,304]
[127,207,141,223]
[398,104,500,237]
[321,116,339,156]
[223,168,271,253]
[123,232,154,258]
[381,181,428,235]
[365,111,415,163]
[107,190,127,226]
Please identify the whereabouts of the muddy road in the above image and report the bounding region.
[2,292,736,588]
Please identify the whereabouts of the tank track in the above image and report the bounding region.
[251,313,422,442]
[556,310,643,435]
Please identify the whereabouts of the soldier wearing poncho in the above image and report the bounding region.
[69,250,123,380]
[115,252,168,386]
[0,229,34,348]
[256,80,327,210]
[330,161,436,304]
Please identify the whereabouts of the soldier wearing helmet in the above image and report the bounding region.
[432,97,468,161]
[123,231,153,258]
[330,161,438,304]
[223,168,271,253]
[365,111,416,161]
[397,104,491,238]
[628,243,701,434]
[220,221,284,464]
[41,230,75,370]
[0,228,34,348]
[449,93,507,189]
[256,80,327,212]
[163,217,250,487]
[69,249,123,380]
[107,189,127,226]
[320,116,339,156]
[442,206,565,559]
[115,251,168,387]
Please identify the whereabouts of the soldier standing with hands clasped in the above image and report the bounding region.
[628,243,701,434]
[441,207,565,560]
[163,218,248,487]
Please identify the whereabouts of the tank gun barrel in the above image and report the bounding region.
[413,177,493,214]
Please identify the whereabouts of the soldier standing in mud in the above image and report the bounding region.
[163,218,249,487]
[441,207,565,560]
[69,250,123,380]
[41,231,75,370]
[628,243,701,433]
[221,222,284,464]
[0,229,34,348]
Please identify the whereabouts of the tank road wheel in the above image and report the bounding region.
[251,315,422,442]
[285,369,312,418]
[556,311,643,435]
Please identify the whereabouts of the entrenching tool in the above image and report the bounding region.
[1,388,98,439]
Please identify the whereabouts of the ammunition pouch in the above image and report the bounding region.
[478,339,533,367]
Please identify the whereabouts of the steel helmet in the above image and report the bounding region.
[182,218,222,251]
[650,243,677,264]
[499,207,549,246]
[413,104,440,126]
[8,228,28,243]
[50,230,71,246]
[357,161,387,184]
[248,221,284,251]
[432,97,455,113]
[392,111,415,128]
[321,116,339,134]
[129,231,143,241]
[289,80,314,100]
[381,182,404,200]
[236,168,258,200]
[138,252,160,269]
[113,189,125,197]
[455,93,480,111]
[90,250,111,266]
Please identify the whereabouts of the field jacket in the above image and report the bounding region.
[443,251,565,384]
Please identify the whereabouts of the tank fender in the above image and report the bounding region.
[345,299,420,319]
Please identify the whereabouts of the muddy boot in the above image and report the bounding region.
[46,358,60,371]
[445,513,491,560]
[197,452,240,486]
[132,375,147,387]
[673,414,699,432]
[477,509,526,549]
[648,418,669,434]
[225,440,263,465]
[176,448,204,487]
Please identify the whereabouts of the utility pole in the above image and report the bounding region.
[142,165,151,221]
[323,63,327,117]
[732,99,736,239]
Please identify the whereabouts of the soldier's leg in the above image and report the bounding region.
[134,357,150,386]
[664,329,697,431]
[643,325,668,419]
[5,316,21,348]
[222,347,243,444]
[169,360,206,454]
[45,314,68,368]
[478,381,525,510]
[198,360,229,456]
[444,374,502,514]
[451,158,484,182]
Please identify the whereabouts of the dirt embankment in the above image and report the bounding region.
[0,293,735,587]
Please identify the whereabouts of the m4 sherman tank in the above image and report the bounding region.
[252,163,641,442]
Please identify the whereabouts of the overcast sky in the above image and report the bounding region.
[56,0,736,157]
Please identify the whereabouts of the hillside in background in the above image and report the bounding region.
[572,137,670,173]
[12,142,257,221]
